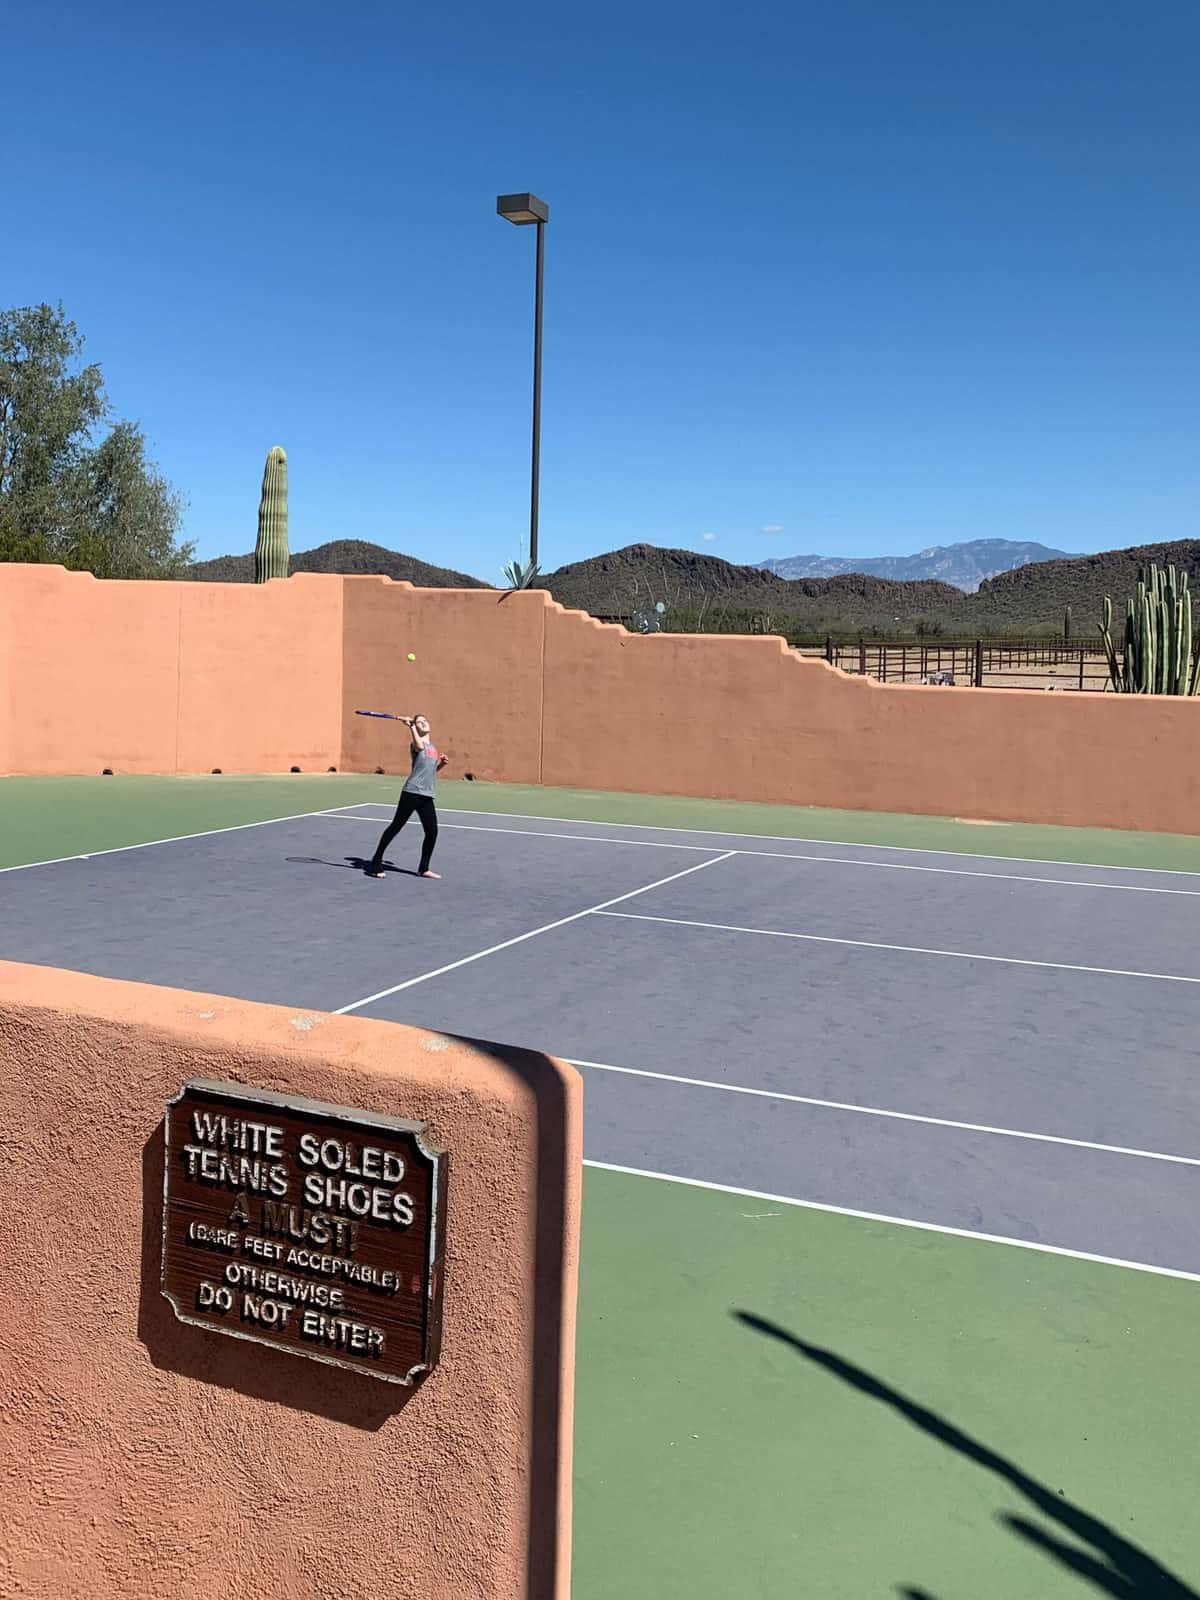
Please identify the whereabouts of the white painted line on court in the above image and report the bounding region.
[332,851,738,1016]
[718,849,1200,896]
[328,813,1200,894]
[319,814,712,851]
[0,807,356,875]
[582,1160,1200,1285]
[595,909,1200,986]
[568,1057,1200,1168]
[435,806,1200,880]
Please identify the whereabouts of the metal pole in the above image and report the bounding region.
[530,218,545,570]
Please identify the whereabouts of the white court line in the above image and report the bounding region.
[332,851,737,1016]
[0,806,355,875]
[320,814,711,851]
[582,1161,1200,1286]
[706,848,1200,897]
[323,813,1200,894]
[431,806,1200,880]
[567,1057,1200,1169]
[596,909,1200,987]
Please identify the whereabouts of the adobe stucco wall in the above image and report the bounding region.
[5,561,1200,832]
[537,607,1200,832]
[341,578,545,783]
[0,565,342,775]
[0,960,580,1600]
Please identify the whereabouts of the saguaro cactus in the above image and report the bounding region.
[255,446,289,583]
[1100,563,1200,694]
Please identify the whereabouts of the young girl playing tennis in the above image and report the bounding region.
[367,714,447,880]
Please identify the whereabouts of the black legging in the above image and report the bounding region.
[369,792,438,875]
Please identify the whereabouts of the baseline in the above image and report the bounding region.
[430,806,1200,879]
[0,806,357,875]
[322,812,1200,895]
[320,814,713,852]
[567,1057,1200,1169]
[581,1160,1200,1287]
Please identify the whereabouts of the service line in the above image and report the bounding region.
[595,909,1200,986]
[333,851,737,1016]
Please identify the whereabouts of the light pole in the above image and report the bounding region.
[496,192,550,571]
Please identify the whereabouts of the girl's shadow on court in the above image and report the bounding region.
[286,856,422,877]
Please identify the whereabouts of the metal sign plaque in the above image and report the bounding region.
[161,1079,447,1384]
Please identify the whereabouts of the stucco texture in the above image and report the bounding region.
[4,561,1200,833]
[0,566,342,777]
[0,960,580,1600]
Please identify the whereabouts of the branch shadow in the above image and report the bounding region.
[733,1311,1198,1600]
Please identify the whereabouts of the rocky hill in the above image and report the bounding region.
[761,538,1079,592]
[543,542,959,625]
[186,539,487,588]
[544,538,1200,639]
[181,534,1200,640]
[942,538,1200,635]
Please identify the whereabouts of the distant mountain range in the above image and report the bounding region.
[184,533,1200,639]
[543,543,959,623]
[759,539,1081,592]
[544,538,1200,638]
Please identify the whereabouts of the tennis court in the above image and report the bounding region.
[5,775,1200,1597]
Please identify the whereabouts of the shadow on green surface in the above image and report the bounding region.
[734,1311,1197,1600]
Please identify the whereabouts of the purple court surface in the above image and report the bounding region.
[4,799,1200,1280]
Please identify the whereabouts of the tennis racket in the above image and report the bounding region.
[355,709,407,721]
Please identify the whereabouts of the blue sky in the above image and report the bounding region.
[9,0,1199,578]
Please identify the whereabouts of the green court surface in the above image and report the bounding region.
[5,775,1199,1597]
[9,771,1200,873]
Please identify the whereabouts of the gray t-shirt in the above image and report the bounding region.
[402,741,440,798]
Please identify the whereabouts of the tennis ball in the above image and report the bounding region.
[407,652,416,662]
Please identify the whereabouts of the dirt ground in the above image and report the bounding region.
[794,648,1113,692]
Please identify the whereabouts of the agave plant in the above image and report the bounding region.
[501,557,542,590]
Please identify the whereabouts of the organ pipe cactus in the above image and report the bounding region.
[254,446,289,583]
[1100,563,1200,694]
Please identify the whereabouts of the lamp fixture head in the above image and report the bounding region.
[496,192,550,225]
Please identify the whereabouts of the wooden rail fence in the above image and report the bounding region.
[816,638,1117,690]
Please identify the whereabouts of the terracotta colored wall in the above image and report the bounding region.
[1,563,181,774]
[7,561,1200,831]
[538,603,1200,833]
[176,574,342,773]
[0,960,580,1600]
[0,565,341,775]
[340,579,545,784]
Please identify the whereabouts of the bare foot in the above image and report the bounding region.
[419,870,442,879]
